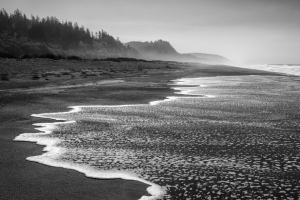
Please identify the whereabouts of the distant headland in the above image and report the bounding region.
[0,9,231,64]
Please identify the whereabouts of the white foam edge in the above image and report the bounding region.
[231,64,300,76]
[14,119,165,200]
[14,77,214,200]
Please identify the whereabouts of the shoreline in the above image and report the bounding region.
[1,119,150,200]
[14,106,165,200]
[0,59,281,199]
[13,76,215,200]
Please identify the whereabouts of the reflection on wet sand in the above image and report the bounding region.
[19,75,300,199]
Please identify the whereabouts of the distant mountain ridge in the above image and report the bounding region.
[127,40,232,64]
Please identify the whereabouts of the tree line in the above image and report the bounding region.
[0,9,137,58]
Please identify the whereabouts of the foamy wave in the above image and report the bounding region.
[14,78,212,200]
[14,75,300,199]
[235,64,300,76]
[14,114,165,200]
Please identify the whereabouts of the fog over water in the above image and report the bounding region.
[237,64,300,76]
[15,69,300,199]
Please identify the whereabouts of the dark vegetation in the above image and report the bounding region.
[0,9,138,59]
[127,40,178,55]
[0,9,233,64]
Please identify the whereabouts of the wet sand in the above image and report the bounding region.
[0,58,280,199]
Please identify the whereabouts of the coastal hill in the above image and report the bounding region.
[127,40,178,55]
[126,40,180,61]
[0,9,231,64]
[183,53,232,65]
[127,40,232,64]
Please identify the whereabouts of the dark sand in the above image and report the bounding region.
[0,58,280,200]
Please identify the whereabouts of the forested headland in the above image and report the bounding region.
[0,9,232,64]
[0,9,138,59]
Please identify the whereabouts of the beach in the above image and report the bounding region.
[0,58,283,199]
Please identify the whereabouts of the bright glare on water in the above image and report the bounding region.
[16,75,300,199]
[237,64,300,76]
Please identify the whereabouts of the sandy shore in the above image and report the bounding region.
[0,58,280,199]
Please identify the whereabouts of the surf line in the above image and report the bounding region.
[14,77,215,200]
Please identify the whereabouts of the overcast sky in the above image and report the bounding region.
[1,0,300,64]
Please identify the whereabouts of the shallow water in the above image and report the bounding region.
[16,75,300,199]
[237,64,300,76]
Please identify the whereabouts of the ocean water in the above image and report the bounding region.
[15,65,300,199]
[236,64,300,76]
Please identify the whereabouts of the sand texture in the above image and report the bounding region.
[0,58,280,199]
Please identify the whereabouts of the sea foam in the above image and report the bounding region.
[15,109,165,200]
[14,75,300,199]
[235,64,300,76]
[14,78,209,200]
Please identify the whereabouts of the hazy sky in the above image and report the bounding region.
[1,0,300,64]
